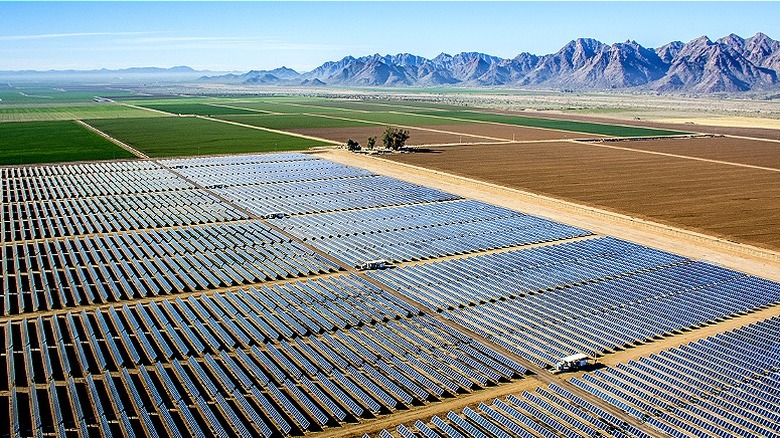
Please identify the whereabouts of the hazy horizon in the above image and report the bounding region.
[3,1,779,72]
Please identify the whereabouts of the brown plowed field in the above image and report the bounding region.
[386,142,780,250]
[417,123,602,141]
[289,126,485,145]
[594,136,780,169]
[520,110,780,140]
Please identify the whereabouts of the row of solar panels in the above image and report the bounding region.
[1,168,194,203]
[0,160,159,178]
[214,175,460,217]
[446,266,779,370]
[2,276,526,436]
[274,199,525,239]
[169,158,374,188]
[375,382,652,438]
[274,201,591,267]
[368,237,685,309]
[570,315,780,438]
[1,221,339,315]
[1,189,247,242]
[160,152,317,169]
[1,275,417,385]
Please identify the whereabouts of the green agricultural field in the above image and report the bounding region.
[319,109,468,126]
[216,113,375,130]
[0,104,162,122]
[226,100,355,114]
[85,117,332,157]
[0,121,135,165]
[137,102,264,116]
[0,87,137,104]
[303,99,464,112]
[408,109,688,137]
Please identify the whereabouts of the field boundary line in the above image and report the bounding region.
[294,111,510,142]
[112,101,173,116]
[384,109,612,138]
[724,133,780,144]
[321,150,780,273]
[249,99,650,139]
[573,139,780,172]
[197,115,341,145]
[234,99,578,141]
[76,119,149,159]
[460,108,694,135]
[277,100,375,114]
[204,102,282,115]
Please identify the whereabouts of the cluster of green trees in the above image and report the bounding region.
[346,127,410,152]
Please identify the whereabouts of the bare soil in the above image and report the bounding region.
[527,110,780,141]
[598,136,780,170]
[384,142,780,251]
[415,123,602,141]
[290,126,487,145]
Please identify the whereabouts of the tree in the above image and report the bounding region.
[346,139,361,152]
[381,127,411,151]
[382,127,394,149]
[392,129,410,150]
[366,136,376,150]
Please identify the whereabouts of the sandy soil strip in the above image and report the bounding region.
[320,149,780,279]
[76,119,149,159]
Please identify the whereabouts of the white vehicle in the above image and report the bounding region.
[263,212,288,219]
[357,259,390,270]
[554,353,592,372]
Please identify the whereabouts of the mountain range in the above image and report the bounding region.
[202,33,780,93]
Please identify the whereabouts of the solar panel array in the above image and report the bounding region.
[374,320,780,438]
[1,275,526,437]
[0,153,537,437]
[368,238,780,368]
[3,151,780,438]
[1,222,340,315]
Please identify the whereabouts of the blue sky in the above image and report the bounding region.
[2,2,778,72]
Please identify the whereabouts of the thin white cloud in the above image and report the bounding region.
[105,35,371,52]
[0,31,164,41]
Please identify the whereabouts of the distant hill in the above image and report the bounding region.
[202,32,780,93]
[0,66,230,83]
